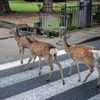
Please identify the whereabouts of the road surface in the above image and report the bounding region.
[0,39,100,100]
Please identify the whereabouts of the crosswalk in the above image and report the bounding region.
[0,49,100,100]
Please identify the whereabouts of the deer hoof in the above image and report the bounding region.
[78,78,81,82]
[24,68,26,71]
[96,83,100,87]
[63,80,65,85]
[46,78,49,82]
[96,85,99,87]
[29,66,32,69]
[21,61,23,64]
[83,79,86,82]
[68,73,71,76]
[38,72,41,75]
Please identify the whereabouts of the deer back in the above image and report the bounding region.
[26,38,56,57]
[68,45,98,63]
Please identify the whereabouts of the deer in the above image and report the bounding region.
[56,31,100,87]
[9,24,38,65]
[23,36,65,85]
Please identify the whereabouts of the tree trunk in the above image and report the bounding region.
[0,0,11,14]
[43,0,53,13]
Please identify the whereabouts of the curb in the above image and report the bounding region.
[0,36,14,40]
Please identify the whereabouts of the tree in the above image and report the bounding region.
[42,0,53,13]
[0,0,11,14]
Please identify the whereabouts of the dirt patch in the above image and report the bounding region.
[0,12,39,26]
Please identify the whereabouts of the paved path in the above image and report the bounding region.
[0,26,100,46]
[0,49,100,100]
[0,27,100,63]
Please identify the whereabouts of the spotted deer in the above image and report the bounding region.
[9,24,38,65]
[24,36,65,84]
[56,34,100,87]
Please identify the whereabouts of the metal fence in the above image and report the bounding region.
[39,5,66,30]
[66,4,100,30]
[39,4,100,31]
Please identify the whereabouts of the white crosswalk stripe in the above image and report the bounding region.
[0,59,72,88]
[4,67,98,100]
[0,50,66,71]
[0,49,100,100]
[88,94,100,100]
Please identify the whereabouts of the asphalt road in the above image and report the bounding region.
[0,38,100,100]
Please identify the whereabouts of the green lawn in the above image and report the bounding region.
[9,1,100,12]
[9,1,41,11]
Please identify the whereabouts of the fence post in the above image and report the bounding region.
[38,4,42,26]
[97,5,99,24]
[64,4,66,27]
[59,27,67,37]
[34,22,40,35]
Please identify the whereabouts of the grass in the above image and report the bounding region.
[42,17,60,29]
[32,34,44,38]
[31,18,39,21]
[9,1,100,12]
[9,1,42,12]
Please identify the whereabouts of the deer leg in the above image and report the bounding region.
[38,57,42,75]
[75,61,81,82]
[21,47,25,64]
[29,56,36,69]
[53,55,65,85]
[24,55,33,70]
[44,57,53,81]
[84,63,94,82]
[68,61,74,76]
[93,59,100,87]
[19,48,23,64]
[19,46,24,64]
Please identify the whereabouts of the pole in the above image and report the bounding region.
[64,4,66,27]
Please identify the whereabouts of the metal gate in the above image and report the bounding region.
[39,4,100,31]
[39,5,66,31]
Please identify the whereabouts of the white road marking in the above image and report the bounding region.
[0,50,66,71]
[4,67,98,100]
[0,59,72,88]
[88,94,100,100]
[1,49,100,100]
